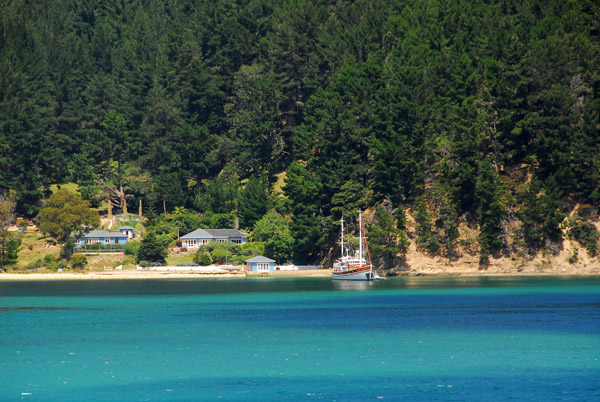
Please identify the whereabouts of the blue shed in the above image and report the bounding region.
[245,256,275,272]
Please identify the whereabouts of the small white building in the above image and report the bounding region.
[119,226,135,239]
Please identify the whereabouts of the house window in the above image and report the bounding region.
[200,240,209,245]
[257,263,269,272]
[231,239,242,244]
[184,240,197,247]
[217,239,227,243]
[86,238,100,245]
[105,238,111,244]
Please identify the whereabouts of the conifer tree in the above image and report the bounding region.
[475,158,506,264]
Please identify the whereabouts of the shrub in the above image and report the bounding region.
[71,255,88,269]
[124,241,141,257]
[568,249,578,264]
[195,251,213,266]
[27,258,44,270]
[211,248,228,263]
[568,214,599,257]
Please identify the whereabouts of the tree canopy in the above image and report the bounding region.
[2,0,599,266]
[36,189,99,243]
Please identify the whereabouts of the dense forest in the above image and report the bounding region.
[1,0,599,268]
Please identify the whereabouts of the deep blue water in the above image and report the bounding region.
[1,276,599,401]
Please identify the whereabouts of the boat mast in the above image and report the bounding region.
[340,217,345,259]
[358,210,363,262]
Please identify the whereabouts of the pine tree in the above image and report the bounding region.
[475,158,506,264]
[137,231,167,265]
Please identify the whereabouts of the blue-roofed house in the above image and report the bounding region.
[78,230,128,246]
[245,256,275,272]
[180,229,248,249]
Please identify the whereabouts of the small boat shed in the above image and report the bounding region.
[119,226,135,239]
[245,256,275,272]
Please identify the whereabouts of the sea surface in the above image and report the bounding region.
[1,276,599,401]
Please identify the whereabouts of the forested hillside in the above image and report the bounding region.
[1,0,599,268]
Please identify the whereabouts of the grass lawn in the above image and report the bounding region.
[17,230,61,269]
[13,229,135,271]
[14,228,197,271]
[166,252,196,266]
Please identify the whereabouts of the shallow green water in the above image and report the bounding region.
[1,276,599,401]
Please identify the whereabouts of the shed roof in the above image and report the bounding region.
[245,255,275,263]
[119,226,134,230]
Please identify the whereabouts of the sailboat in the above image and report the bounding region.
[332,210,376,281]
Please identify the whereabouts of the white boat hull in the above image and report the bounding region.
[332,267,375,281]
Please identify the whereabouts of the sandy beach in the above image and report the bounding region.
[0,268,334,281]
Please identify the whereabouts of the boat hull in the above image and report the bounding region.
[332,266,374,281]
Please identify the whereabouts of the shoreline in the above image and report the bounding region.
[0,269,334,281]
[1,268,599,280]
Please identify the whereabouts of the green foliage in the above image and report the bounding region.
[264,233,294,265]
[253,211,294,264]
[211,248,228,263]
[1,237,20,268]
[252,211,289,243]
[475,158,506,263]
[124,241,141,257]
[71,255,88,270]
[567,213,599,257]
[136,231,167,264]
[368,206,409,269]
[42,254,63,271]
[194,251,213,266]
[238,175,271,230]
[241,242,265,257]
[413,197,440,255]
[330,181,370,223]
[199,241,242,256]
[36,189,100,243]
[197,176,239,215]
[0,192,17,270]
[0,0,598,264]
[79,243,125,251]
[518,177,565,252]
[193,241,244,265]
[283,162,324,262]
[60,237,76,262]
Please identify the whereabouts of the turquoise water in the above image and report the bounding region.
[1,276,599,401]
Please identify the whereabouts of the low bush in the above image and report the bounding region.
[568,217,599,257]
[71,255,88,269]
[124,241,141,256]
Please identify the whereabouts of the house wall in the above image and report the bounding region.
[79,236,127,245]
[249,262,274,272]
[181,237,247,248]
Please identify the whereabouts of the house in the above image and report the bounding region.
[245,256,275,272]
[180,228,248,249]
[79,230,128,246]
[119,226,135,239]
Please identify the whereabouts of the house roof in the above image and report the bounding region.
[245,255,275,263]
[181,228,248,239]
[119,226,134,230]
[84,230,128,238]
